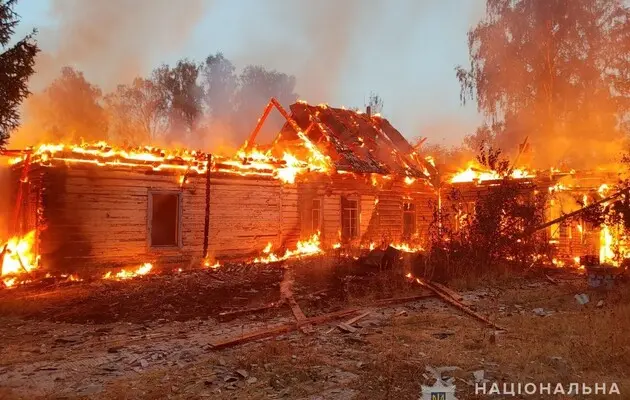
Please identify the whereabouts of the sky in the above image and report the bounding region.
[13,0,486,146]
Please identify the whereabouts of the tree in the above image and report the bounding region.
[152,60,203,140]
[201,52,237,123]
[366,91,383,115]
[30,67,108,143]
[456,0,630,167]
[0,0,38,148]
[104,77,169,145]
[234,65,298,140]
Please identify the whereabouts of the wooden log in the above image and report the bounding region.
[286,295,314,334]
[429,281,464,302]
[209,308,361,350]
[218,301,284,321]
[415,278,506,331]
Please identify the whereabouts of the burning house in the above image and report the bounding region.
[0,98,438,285]
[444,162,629,269]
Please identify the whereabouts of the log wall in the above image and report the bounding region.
[297,175,437,246]
[24,166,300,275]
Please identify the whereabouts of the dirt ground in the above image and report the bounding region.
[0,258,628,400]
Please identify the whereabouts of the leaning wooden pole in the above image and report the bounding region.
[202,154,212,260]
[524,187,630,236]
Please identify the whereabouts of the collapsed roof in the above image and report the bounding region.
[276,102,433,179]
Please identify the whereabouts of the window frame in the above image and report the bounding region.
[402,201,416,239]
[311,198,322,233]
[341,195,360,241]
[147,190,183,248]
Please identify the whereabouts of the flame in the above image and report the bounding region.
[276,153,302,184]
[599,225,615,265]
[1,231,39,287]
[253,233,323,263]
[598,184,609,198]
[390,242,424,253]
[103,263,153,280]
[404,176,416,185]
[450,162,534,183]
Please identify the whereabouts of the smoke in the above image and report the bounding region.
[227,0,385,104]
[30,0,209,91]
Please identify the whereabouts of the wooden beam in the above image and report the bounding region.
[525,188,630,236]
[209,308,361,350]
[414,278,506,331]
[202,154,212,259]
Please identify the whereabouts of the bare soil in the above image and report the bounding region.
[0,259,628,400]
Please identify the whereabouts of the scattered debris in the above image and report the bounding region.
[414,278,506,331]
[337,323,358,333]
[533,308,552,317]
[575,293,590,305]
[596,300,604,308]
[473,370,487,384]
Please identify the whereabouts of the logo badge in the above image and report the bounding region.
[421,381,457,400]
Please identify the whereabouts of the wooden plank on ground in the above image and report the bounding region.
[415,278,506,331]
[286,295,314,334]
[209,308,360,350]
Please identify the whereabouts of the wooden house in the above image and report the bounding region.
[2,99,439,277]
[257,100,439,248]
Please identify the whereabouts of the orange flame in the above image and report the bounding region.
[103,263,153,280]
[1,230,39,287]
[253,233,323,263]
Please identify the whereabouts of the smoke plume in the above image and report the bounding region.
[30,0,208,91]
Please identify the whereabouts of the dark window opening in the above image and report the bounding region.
[311,199,322,233]
[341,196,359,240]
[150,192,180,247]
[403,202,416,239]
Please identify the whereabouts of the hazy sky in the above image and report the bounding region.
[13,0,486,145]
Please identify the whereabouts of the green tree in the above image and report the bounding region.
[457,0,630,166]
[0,0,38,148]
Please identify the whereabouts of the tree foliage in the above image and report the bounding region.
[0,0,38,148]
[152,60,203,138]
[105,77,168,145]
[233,65,298,138]
[457,0,630,166]
[201,52,237,123]
[32,67,108,143]
[366,91,383,115]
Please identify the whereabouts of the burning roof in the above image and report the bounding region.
[276,102,433,179]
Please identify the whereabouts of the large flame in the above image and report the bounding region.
[1,231,39,287]
[253,233,324,263]
[450,162,534,183]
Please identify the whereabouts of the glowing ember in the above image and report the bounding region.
[103,263,153,280]
[404,176,416,185]
[253,233,323,263]
[1,231,39,284]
